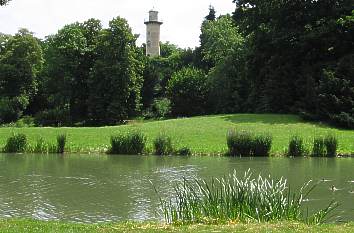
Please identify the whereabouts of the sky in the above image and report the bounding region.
[0,0,235,48]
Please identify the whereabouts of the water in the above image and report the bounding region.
[0,154,353,223]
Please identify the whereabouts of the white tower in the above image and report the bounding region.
[145,10,163,57]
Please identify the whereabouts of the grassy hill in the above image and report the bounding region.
[0,114,353,155]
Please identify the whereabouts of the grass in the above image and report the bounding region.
[0,219,354,233]
[0,114,353,155]
[158,170,337,225]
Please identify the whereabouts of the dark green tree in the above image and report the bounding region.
[0,0,11,6]
[88,17,143,125]
[0,29,43,123]
[38,19,102,125]
[167,67,208,116]
[205,5,216,21]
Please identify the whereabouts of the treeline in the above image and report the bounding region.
[0,0,353,128]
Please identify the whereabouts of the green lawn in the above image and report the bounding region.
[0,114,353,155]
[0,220,353,233]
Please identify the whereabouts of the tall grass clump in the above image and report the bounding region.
[57,134,67,154]
[33,137,48,154]
[253,134,273,156]
[227,130,272,157]
[288,136,306,157]
[109,131,146,155]
[157,170,338,225]
[227,130,254,156]
[154,134,173,156]
[177,147,192,156]
[3,133,27,153]
[312,137,326,157]
[324,134,338,157]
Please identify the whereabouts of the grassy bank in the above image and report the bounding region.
[0,114,353,155]
[0,220,353,233]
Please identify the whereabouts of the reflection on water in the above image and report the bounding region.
[0,154,353,223]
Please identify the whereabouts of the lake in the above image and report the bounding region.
[0,154,353,223]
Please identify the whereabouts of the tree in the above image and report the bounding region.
[205,5,216,21]
[200,15,244,67]
[0,0,11,6]
[0,29,43,123]
[167,67,208,116]
[232,0,354,121]
[39,19,102,125]
[88,17,143,125]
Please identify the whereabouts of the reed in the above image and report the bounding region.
[154,134,174,156]
[157,170,337,225]
[109,131,146,155]
[288,136,306,157]
[57,134,67,154]
[312,137,326,157]
[324,134,338,157]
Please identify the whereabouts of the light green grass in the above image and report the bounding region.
[0,114,353,155]
[0,220,353,233]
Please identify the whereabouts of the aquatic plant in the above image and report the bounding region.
[109,131,146,155]
[154,134,174,156]
[312,137,326,157]
[227,130,254,156]
[3,133,27,153]
[57,134,67,154]
[177,147,192,156]
[324,135,338,157]
[253,134,273,157]
[288,136,306,157]
[157,170,338,225]
[33,137,48,154]
[227,130,272,157]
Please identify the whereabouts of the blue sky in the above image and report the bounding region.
[0,0,235,48]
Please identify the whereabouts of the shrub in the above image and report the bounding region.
[154,134,173,156]
[288,136,306,157]
[34,107,71,127]
[158,170,338,225]
[324,134,338,157]
[177,147,192,156]
[143,98,171,119]
[253,134,272,156]
[312,137,326,157]
[33,137,48,154]
[4,133,27,153]
[227,130,254,156]
[57,134,67,154]
[109,131,146,155]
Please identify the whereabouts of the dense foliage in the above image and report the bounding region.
[0,2,353,128]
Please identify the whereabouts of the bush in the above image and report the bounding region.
[227,130,254,157]
[253,134,273,156]
[109,131,146,155]
[145,98,171,119]
[4,133,27,153]
[0,96,29,124]
[288,136,306,157]
[154,134,173,156]
[57,134,67,154]
[312,137,326,157]
[34,107,71,127]
[177,147,192,156]
[324,135,338,157]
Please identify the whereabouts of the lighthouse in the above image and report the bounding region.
[144,10,163,57]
